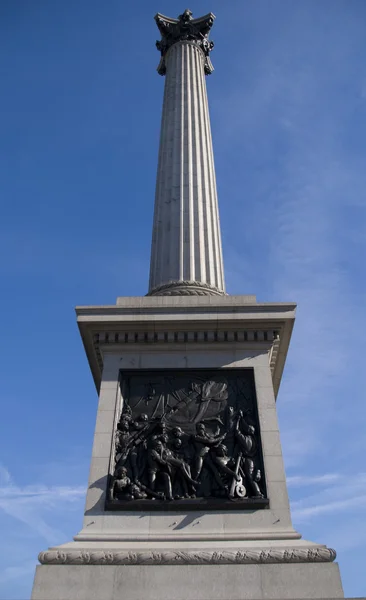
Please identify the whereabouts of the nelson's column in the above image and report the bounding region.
[32,10,346,600]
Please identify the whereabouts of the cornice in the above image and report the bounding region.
[76,298,296,397]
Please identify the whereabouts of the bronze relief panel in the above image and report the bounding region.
[106,369,268,511]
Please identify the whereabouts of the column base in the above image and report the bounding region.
[147,280,226,296]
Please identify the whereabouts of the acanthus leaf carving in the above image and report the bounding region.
[155,10,215,76]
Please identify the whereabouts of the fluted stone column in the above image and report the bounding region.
[148,10,225,297]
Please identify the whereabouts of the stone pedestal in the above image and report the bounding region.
[31,295,344,599]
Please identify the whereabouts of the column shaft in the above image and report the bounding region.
[149,41,225,296]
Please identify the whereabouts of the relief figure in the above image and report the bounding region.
[109,371,266,506]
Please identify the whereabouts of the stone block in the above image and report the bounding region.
[112,564,262,600]
[87,456,110,485]
[103,512,151,533]
[259,408,279,432]
[261,431,283,457]
[94,410,115,434]
[264,456,287,482]
[259,562,344,598]
[266,481,290,510]
[101,355,121,377]
[99,379,119,391]
[186,350,236,369]
[120,353,142,368]
[222,506,293,533]
[98,386,118,411]
[31,562,344,600]
[31,565,115,600]
[91,433,113,459]
[82,457,110,517]
[256,385,276,410]
[254,366,274,388]
[233,350,269,367]
[140,351,186,369]
[84,478,107,513]
[149,511,225,537]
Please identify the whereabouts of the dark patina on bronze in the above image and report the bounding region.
[106,369,268,511]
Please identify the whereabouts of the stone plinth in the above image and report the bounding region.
[32,562,344,600]
[31,295,344,599]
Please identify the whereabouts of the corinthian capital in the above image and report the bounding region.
[154,9,215,76]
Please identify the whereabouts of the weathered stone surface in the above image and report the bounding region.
[31,562,345,600]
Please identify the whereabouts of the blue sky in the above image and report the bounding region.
[1,0,366,598]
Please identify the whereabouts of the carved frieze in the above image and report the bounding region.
[39,546,337,566]
[106,369,268,510]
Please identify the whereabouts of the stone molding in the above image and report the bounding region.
[269,332,280,373]
[38,547,336,566]
[92,328,279,374]
[95,329,277,345]
[147,280,226,297]
[76,301,295,397]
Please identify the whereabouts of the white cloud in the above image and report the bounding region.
[0,561,37,585]
[0,463,85,544]
[0,463,86,599]
[0,465,12,486]
[215,2,366,476]
[292,495,366,522]
[287,473,341,487]
[291,472,366,528]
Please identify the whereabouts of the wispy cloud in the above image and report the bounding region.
[293,495,366,521]
[0,464,85,544]
[288,468,366,560]
[287,473,341,487]
[291,472,366,529]
[0,464,12,486]
[0,561,37,585]
[215,2,366,473]
[0,463,86,600]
